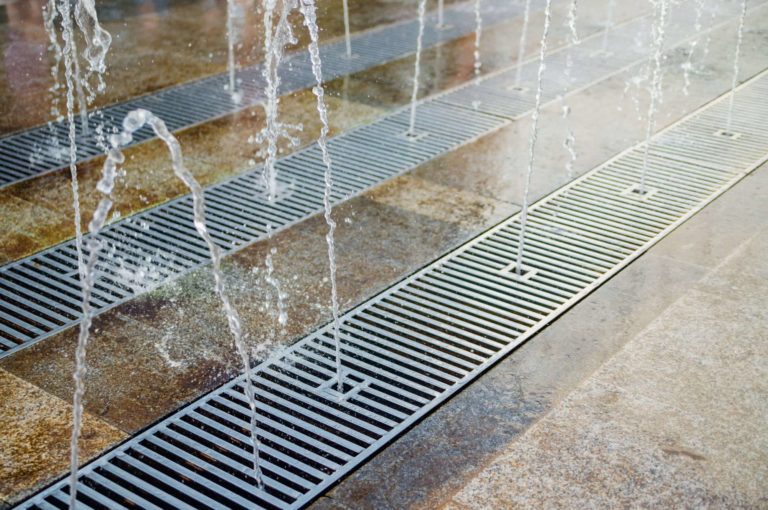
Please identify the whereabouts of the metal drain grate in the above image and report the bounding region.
[0,1,755,357]
[16,67,768,510]
[0,0,529,188]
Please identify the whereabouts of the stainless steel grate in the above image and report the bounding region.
[0,0,756,357]
[0,0,528,188]
[16,67,768,510]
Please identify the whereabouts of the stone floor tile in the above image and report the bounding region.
[0,369,126,506]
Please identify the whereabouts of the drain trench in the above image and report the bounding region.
[0,1,757,358]
[0,0,530,189]
[14,60,768,510]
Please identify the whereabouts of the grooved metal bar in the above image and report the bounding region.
[0,0,530,188]
[0,0,756,358]
[16,68,768,510]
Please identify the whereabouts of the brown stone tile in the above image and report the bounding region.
[1,176,508,434]
[0,369,126,506]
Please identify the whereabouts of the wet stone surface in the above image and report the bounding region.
[0,0,766,506]
[0,369,126,506]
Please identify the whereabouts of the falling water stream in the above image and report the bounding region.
[726,0,747,131]
[54,0,87,308]
[257,0,301,202]
[700,3,718,66]
[473,0,483,80]
[46,0,111,287]
[342,0,352,57]
[601,0,615,52]
[561,0,579,183]
[437,0,445,27]
[638,0,669,194]
[255,0,297,342]
[226,0,241,102]
[43,1,64,120]
[681,0,705,96]
[514,0,532,85]
[68,110,266,501]
[514,0,552,275]
[299,0,344,392]
[408,0,428,136]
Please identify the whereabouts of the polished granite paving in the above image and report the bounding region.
[1,0,767,506]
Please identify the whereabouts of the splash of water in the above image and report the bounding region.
[514,0,532,86]
[726,0,747,132]
[69,110,265,505]
[73,0,111,98]
[681,0,705,96]
[515,0,552,275]
[342,0,352,57]
[299,0,344,392]
[408,0,428,136]
[638,0,669,194]
[473,0,483,80]
[256,0,302,201]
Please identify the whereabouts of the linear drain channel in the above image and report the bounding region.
[16,68,768,510]
[0,0,528,188]
[0,3,746,358]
